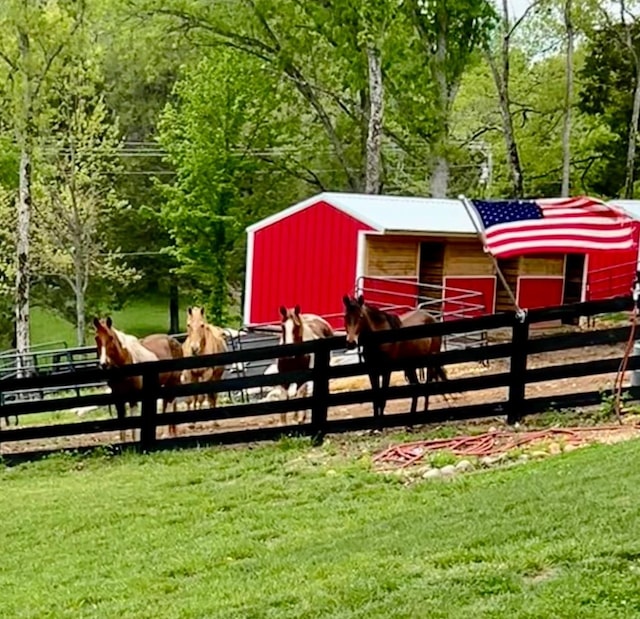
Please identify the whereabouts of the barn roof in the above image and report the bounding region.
[610,199,640,220]
[246,192,478,235]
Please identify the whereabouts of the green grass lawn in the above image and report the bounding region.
[2,435,640,618]
[29,294,182,348]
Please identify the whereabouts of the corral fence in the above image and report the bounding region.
[0,296,638,458]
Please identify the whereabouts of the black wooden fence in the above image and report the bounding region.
[0,295,638,457]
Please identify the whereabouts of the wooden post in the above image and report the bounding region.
[140,369,159,452]
[508,315,530,425]
[311,339,331,445]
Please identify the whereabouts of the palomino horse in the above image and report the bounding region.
[180,306,228,410]
[277,305,334,424]
[93,317,184,439]
[342,295,447,417]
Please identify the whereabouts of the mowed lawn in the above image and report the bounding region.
[2,437,640,618]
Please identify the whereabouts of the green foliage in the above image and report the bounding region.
[156,48,296,323]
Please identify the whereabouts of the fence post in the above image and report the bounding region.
[508,313,530,425]
[311,339,331,444]
[140,369,160,452]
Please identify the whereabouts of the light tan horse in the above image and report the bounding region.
[277,305,334,424]
[93,317,184,440]
[180,306,228,410]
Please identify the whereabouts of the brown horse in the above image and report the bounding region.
[180,306,228,410]
[277,305,334,424]
[93,317,184,439]
[342,295,447,417]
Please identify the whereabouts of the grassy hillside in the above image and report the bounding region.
[30,294,184,348]
[2,436,640,618]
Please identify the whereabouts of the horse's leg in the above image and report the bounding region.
[368,370,380,417]
[405,367,419,414]
[116,400,127,443]
[423,367,431,413]
[380,370,391,416]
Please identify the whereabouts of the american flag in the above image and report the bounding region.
[469,196,637,258]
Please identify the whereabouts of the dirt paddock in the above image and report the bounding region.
[1,323,636,457]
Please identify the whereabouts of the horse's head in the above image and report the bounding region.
[185,306,207,356]
[279,304,304,345]
[93,316,123,369]
[342,294,366,350]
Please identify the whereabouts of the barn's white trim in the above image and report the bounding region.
[243,228,256,325]
[354,231,383,295]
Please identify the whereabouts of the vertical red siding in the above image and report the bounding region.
[585,223,640,301]
[250,201,373,328]
[517,277,564,309]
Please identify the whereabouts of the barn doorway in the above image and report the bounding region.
[495,257,520,312]
[561,253,586,324]
[418,241,445,306]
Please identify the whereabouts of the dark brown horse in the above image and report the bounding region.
[277,305,334,424]
[93,317,184,439]
[342,295,447,417]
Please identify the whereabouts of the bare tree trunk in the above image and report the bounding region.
[15,28,32,375]
[625,65,640,198]
[74,259,86,346]
[485,0,524,197]
[365,43,383,194]
[430,18,450,198]
[561,0,574,197]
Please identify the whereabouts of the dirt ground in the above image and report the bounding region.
[1,320,637,457]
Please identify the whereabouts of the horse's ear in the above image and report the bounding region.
[106,316,112,328]
[294,304,301,316]
[279,305,287,318]
[342,295,350,307]
[357,295,364,306]
[187,306,192,316]
[93,317,100,329]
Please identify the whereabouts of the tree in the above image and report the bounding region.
[0,0,85,366]
[156,49,293,323]
[34,64,138,345]
[406,0,497,197]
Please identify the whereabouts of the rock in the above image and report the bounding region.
[517,454,529,464]
[563,443,578,453]
[548,443,562,455]
[455,459,475,472]
[422,468,442,480]
[439,465,457,477]
[530,450,548,458]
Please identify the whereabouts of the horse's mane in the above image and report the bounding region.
[113,328,159,364]
[204,323,228,354]
[363,304,402,329]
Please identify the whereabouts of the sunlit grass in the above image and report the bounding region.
[2,436,640,618]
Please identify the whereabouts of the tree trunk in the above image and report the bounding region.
[430,14,450,198]
[365,43,383,194]
[625,64,640,198]
[15,28,32,374]
[486,0,524,198]
[561,0,574,197]
[74,257,86,346]
[15,143,31,372]
[430,158,450,198]
[169,279,179,334]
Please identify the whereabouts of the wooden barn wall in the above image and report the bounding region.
[443,239,493,276]
[365,235,419,277]
[519,254,565,276]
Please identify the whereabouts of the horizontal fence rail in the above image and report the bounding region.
[0,295,638,458]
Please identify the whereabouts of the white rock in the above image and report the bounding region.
[548,443,562,455]
[563,443,579,453]
[517,454,529,464]
[439,465,457,477]
[455,459,475,472]
[422,468,442,479]
[530,450,548,458]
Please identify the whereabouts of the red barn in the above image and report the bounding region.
[243,193,640,328]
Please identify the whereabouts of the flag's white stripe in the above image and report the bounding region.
[540,206,620,217]
[490,238,635,256]
[482,216,633,235]
[487,226,634,245]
